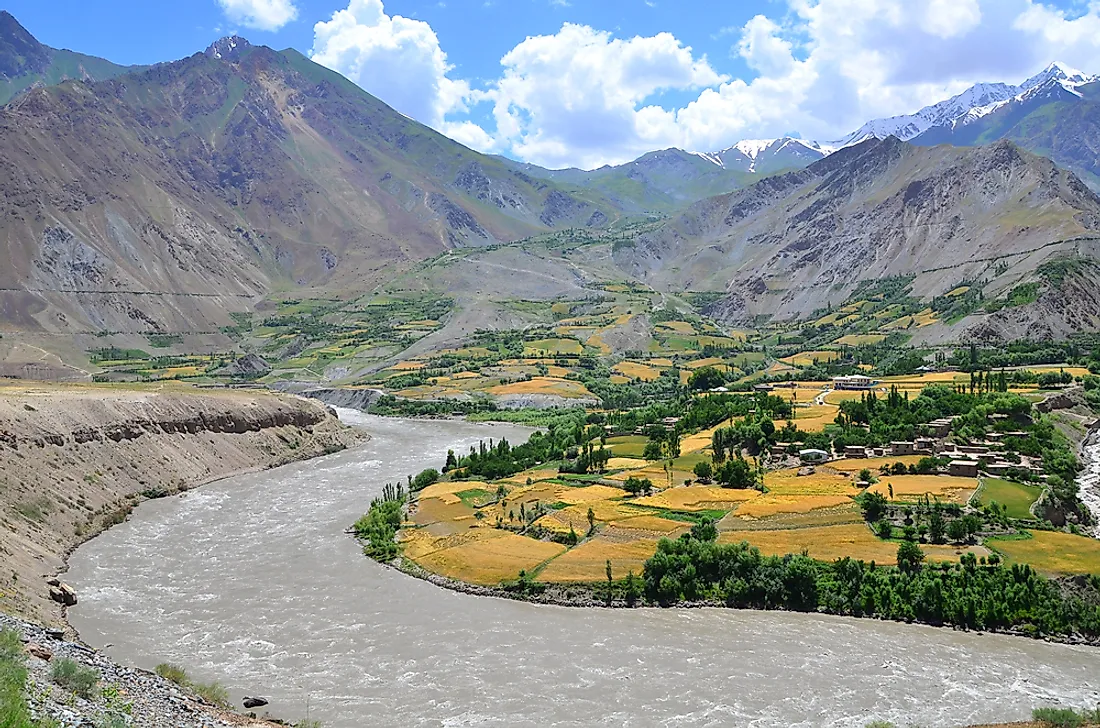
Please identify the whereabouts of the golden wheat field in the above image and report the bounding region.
[763,468,860,496]
[557,485,627,504]
[416,531,567,585]
[721,524,988,564]
[487,376,594,399]
[991,530,1100,575]
[733,495,855,518]
[632,486,759,512]
[828,455,925,473]
[780,350,842,367]
[537,538,661,582]
[612,361,662,381]
[868,474,977,503]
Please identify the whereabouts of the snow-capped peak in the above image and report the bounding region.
[703,137,830,173]
[829,61,1097,149]
[1020,61,1092,90]
[205,35,252,60]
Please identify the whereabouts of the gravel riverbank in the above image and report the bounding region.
[1,613,283,727]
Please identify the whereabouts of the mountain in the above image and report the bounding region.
[704,138,831,174]
[499,148,756,214]
[0,11,137,105]
[500,137,829,214]
[614,137,1100,339]
[911,66,1100,188]
[0,34,621,340]
[832,62,1097,150]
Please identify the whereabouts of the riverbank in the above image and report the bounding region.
[1,613,285,727]
[378,549,1100,647]
[0,382,364,627]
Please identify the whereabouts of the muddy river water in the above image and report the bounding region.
[67,411,1100,727]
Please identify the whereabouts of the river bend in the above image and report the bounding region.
[67,411,1100,727]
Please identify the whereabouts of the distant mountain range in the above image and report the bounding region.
[0,11,137,105]
[2,10,1100,352]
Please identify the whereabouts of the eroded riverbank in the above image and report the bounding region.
[65,410,1100,728]
[0,383,361,625]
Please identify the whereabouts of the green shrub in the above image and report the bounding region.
[50,657,100,699]
[191,680,230,709]
[154,662,188,685]
[1,629,35,728]
[1032,707,1091,728]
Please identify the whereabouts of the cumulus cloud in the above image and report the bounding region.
[488,23,725,168]
[216,0,298,32]
[309,0,1100,168]
[310,0,474,127]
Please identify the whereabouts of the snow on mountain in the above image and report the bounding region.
[704,137,830,173]
[833,62,1097,147]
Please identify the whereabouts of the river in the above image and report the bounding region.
[1078,431,1100,537]
[66,411,1100,728]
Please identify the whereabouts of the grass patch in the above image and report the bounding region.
[978,478,1043,520]
[990,530,1100,575]
[455,488,494,508]
[51,657,100,699]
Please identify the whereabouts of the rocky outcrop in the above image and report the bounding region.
[299,387,384,411]
[0,385,363,626]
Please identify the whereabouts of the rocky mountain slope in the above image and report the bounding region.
[913,77,1100,190]
[0,27,620,343]
[0,383,361,626]
[0,11,136,105]
[615,137,1100,337]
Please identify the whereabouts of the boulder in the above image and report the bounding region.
[242,697,269,709]
[26,643,53,661]
[49,582,78,606]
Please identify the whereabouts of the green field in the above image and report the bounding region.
[607,435,649,458]
[978,478,1042,520]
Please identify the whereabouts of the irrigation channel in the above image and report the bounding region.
[67,410,1100,727]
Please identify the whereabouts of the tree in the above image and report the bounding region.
[411,468,440,491]
[622,476,653,496]
[946,518,967,544]
[587,506,596,535]
[693,461,714,483]
[689,366,726,392]
[896,541,925,574]
[858,468,875,484]
[928,509,946,544]
[606,559,614,606]
[717,455,756,489]
[856,491,889,522]
[624,571,642,607]
[690,517,718,542]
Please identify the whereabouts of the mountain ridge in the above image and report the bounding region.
[0,10,138,105]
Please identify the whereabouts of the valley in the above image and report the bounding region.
[3,5,1100,728]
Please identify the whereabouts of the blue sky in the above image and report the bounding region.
[6,1,1100,168]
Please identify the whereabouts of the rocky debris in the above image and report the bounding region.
[48,582,77,606]
[493,393,600,410]
[222,353,272,378]
[299,386,383,412]
[0,613,278,728]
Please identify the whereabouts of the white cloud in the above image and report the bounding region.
[216,0,298,32]
[310,0,474,127]
[307,0,1100,169]
[488,23,725,168]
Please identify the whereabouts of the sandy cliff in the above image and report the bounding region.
[0,383,363,625]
